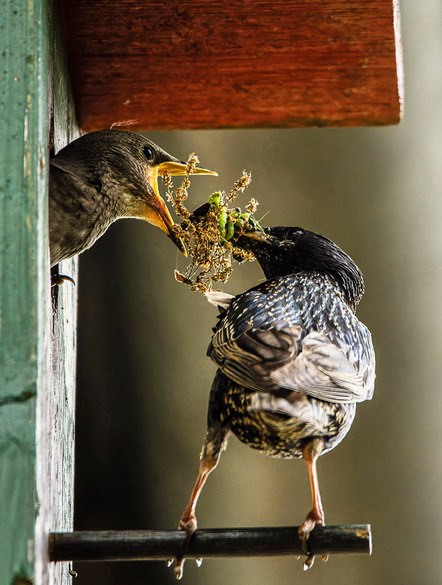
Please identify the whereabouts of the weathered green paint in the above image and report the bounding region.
[0,0,50,581]
[0,0,78,583]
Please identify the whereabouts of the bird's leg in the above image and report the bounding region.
[299,438,325,570]
[173,379,229,579]
[178,454,217,534]
[174,453,218,580]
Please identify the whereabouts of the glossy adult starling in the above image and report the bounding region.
[175,226,375,576]
[49,129,216,266]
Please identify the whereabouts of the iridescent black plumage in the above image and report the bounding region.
[174,226,375,577]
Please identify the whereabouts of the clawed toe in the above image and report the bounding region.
[298,509,324,570]
[169,513,200,579]
[303,553,315,570]
[51,268,76,287]
[174,559,185,580]
[171,556,203,580]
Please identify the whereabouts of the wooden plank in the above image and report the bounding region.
[59,0,403,130]
[34,6,80,585]
[0,1,78,583]
[35,259,78,585]
[0,0,51,582]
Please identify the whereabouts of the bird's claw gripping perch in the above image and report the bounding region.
[172,514,200,579]
[298,507,326,570]
[174,556,203,580]
[174,561,185,580]
[298,525,315,571]
[302,553,316,570]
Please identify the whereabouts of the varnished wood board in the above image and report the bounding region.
[60,0,403,130]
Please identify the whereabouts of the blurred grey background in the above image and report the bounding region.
[73,1,442,583]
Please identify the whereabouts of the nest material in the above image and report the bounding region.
[163,154,259,293]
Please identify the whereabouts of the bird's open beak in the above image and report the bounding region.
[144,161,217,256]
[140,182,187,255]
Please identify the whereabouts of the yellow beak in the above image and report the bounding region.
[156,160,218,178]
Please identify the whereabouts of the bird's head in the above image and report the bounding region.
[240,225,365,309]
[51,130,217,254]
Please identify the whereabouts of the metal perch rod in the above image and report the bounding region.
[49,525,371,562]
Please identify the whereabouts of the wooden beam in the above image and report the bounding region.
[59,0,403,131]
[49,526,372,562]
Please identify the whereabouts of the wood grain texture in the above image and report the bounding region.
[60,0,403,130]
[34,6,80,585]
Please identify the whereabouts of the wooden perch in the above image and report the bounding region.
[49,525,371,562]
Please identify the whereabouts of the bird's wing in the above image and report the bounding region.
[209,284,375,404]
[209,288,302,390]
[269,328,375,403]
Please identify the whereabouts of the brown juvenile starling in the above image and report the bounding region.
[175,225,375,577]
[49,129,216,266]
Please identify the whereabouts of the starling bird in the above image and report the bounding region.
[175,226,375,576]
[49,129,217,267]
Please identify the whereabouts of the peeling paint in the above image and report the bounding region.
[0,1,53,583]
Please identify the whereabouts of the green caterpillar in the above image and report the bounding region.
[208,193,263,242]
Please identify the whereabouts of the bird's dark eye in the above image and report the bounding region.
[143,145,155,162]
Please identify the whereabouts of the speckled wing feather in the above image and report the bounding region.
[208,273,375,404]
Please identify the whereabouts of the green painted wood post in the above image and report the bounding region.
[0,1,78,583]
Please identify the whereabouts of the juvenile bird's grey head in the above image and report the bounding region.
[49,129,217,264]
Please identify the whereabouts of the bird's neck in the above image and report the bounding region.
[252,245,364,310]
